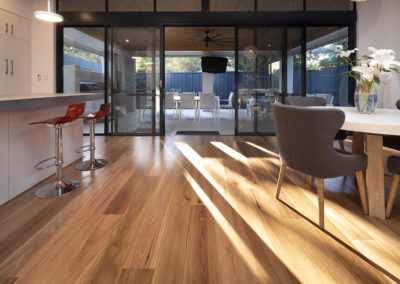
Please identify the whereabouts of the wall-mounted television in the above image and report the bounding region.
[201,57,228,73]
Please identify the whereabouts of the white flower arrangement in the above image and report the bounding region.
[338,47,400,93]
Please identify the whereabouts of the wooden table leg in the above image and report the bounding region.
[365,134,385,219]
[352,131,364,154]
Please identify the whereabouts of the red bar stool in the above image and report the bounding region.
[30,103,86,198]
[75,103,110,171]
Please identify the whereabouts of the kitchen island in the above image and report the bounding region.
[0,93,103,205]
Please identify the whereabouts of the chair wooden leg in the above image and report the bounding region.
[317,178,325,229]
[275,164,287,199]
[307,175,314,188]
[386,174,400,218]
[339,140,345,151]
[355,171,369,215]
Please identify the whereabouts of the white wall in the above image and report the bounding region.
[357,0,400,108]
[31,0,56,93]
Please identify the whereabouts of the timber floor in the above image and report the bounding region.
[0,136,399,284]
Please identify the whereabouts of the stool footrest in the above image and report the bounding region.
[34,157,57,170]
[75,145,95,154]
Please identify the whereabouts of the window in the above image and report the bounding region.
[258,0,302,11]
[63,27,105,133]
[287,28,303,95]
[307,0,352,11]
[157,0,201,11]
[306,27,349,106]
[58,0,105,11]
[109,0,153,11]
[210,0,254,12]
[238,27,282,134]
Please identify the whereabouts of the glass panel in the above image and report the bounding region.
[59,0,105,11]
[306,27,349,106]
[258,0,303,11]
[63,27,105,134]
[157,0,201,11]
[238,27,282,134]
[111,27,160,134]
[210,0,254,11]
[287,28,302,95]
[307,0,352,11]
[109,0,153,11]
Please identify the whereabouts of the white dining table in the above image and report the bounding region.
[174,95,220,120]
[337,107,400,218]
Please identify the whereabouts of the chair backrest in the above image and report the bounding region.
[316,93,333,105]
[396,100,400,110]
[165,93,175,109]
[96,103,111,118]
[63,103,86,123]
[199,92,216,109]
[272,103,345,178]
[180,92,196,109]
[228,92,234,107]
[285,96,326,107]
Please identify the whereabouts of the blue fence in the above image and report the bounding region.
[165,72,202,93]
[293,65,348,105]
[64,53,348,104]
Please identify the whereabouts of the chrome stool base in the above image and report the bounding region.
[35,179,81,199]
[75,159,108,171]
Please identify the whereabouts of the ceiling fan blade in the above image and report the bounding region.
[210,41,224,47]
[213,39,234,43]
[210,34,221,39]
[214,37,235,41]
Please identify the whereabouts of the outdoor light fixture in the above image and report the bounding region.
[34,0,63,23]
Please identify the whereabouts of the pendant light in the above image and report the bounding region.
[34,0,63,23]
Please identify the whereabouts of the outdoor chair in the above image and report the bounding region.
[198,92,216,121]
[180,92,196,120]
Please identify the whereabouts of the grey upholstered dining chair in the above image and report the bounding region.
[386,156,400,217]
[285,96,347,151]
[385,99,400,217]
[273,103,368,229]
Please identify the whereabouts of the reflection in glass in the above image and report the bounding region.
[307,0,352,11]
[109,0,153,11]
[238,27,282,134]
[157,0,201,11]
[59,0,105,11]
[287,28,302,95]
[210,0,254,11]
[258,0,303,11]
[111,27,160,134]
[306,27,349,106]
[63,27,105,134]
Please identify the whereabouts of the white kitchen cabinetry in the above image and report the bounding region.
[0,9,31,96]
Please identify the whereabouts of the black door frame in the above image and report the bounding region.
[56,4,357,136]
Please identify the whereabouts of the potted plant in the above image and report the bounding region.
[338,47,400,114]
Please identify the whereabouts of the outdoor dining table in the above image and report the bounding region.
[174,95,220,119]
[337,107,400,219]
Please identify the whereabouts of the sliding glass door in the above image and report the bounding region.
[60,24,351,136]
[110,27,161,135]
[237,27,283,135]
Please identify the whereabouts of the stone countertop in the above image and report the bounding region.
[0,93,104,112]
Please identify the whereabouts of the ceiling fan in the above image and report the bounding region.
[202,30,234,47]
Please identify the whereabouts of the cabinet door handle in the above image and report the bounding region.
[5,59,8,75]
[11,24,13,35]
[5,23,8,34]
[10,60,13,75]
